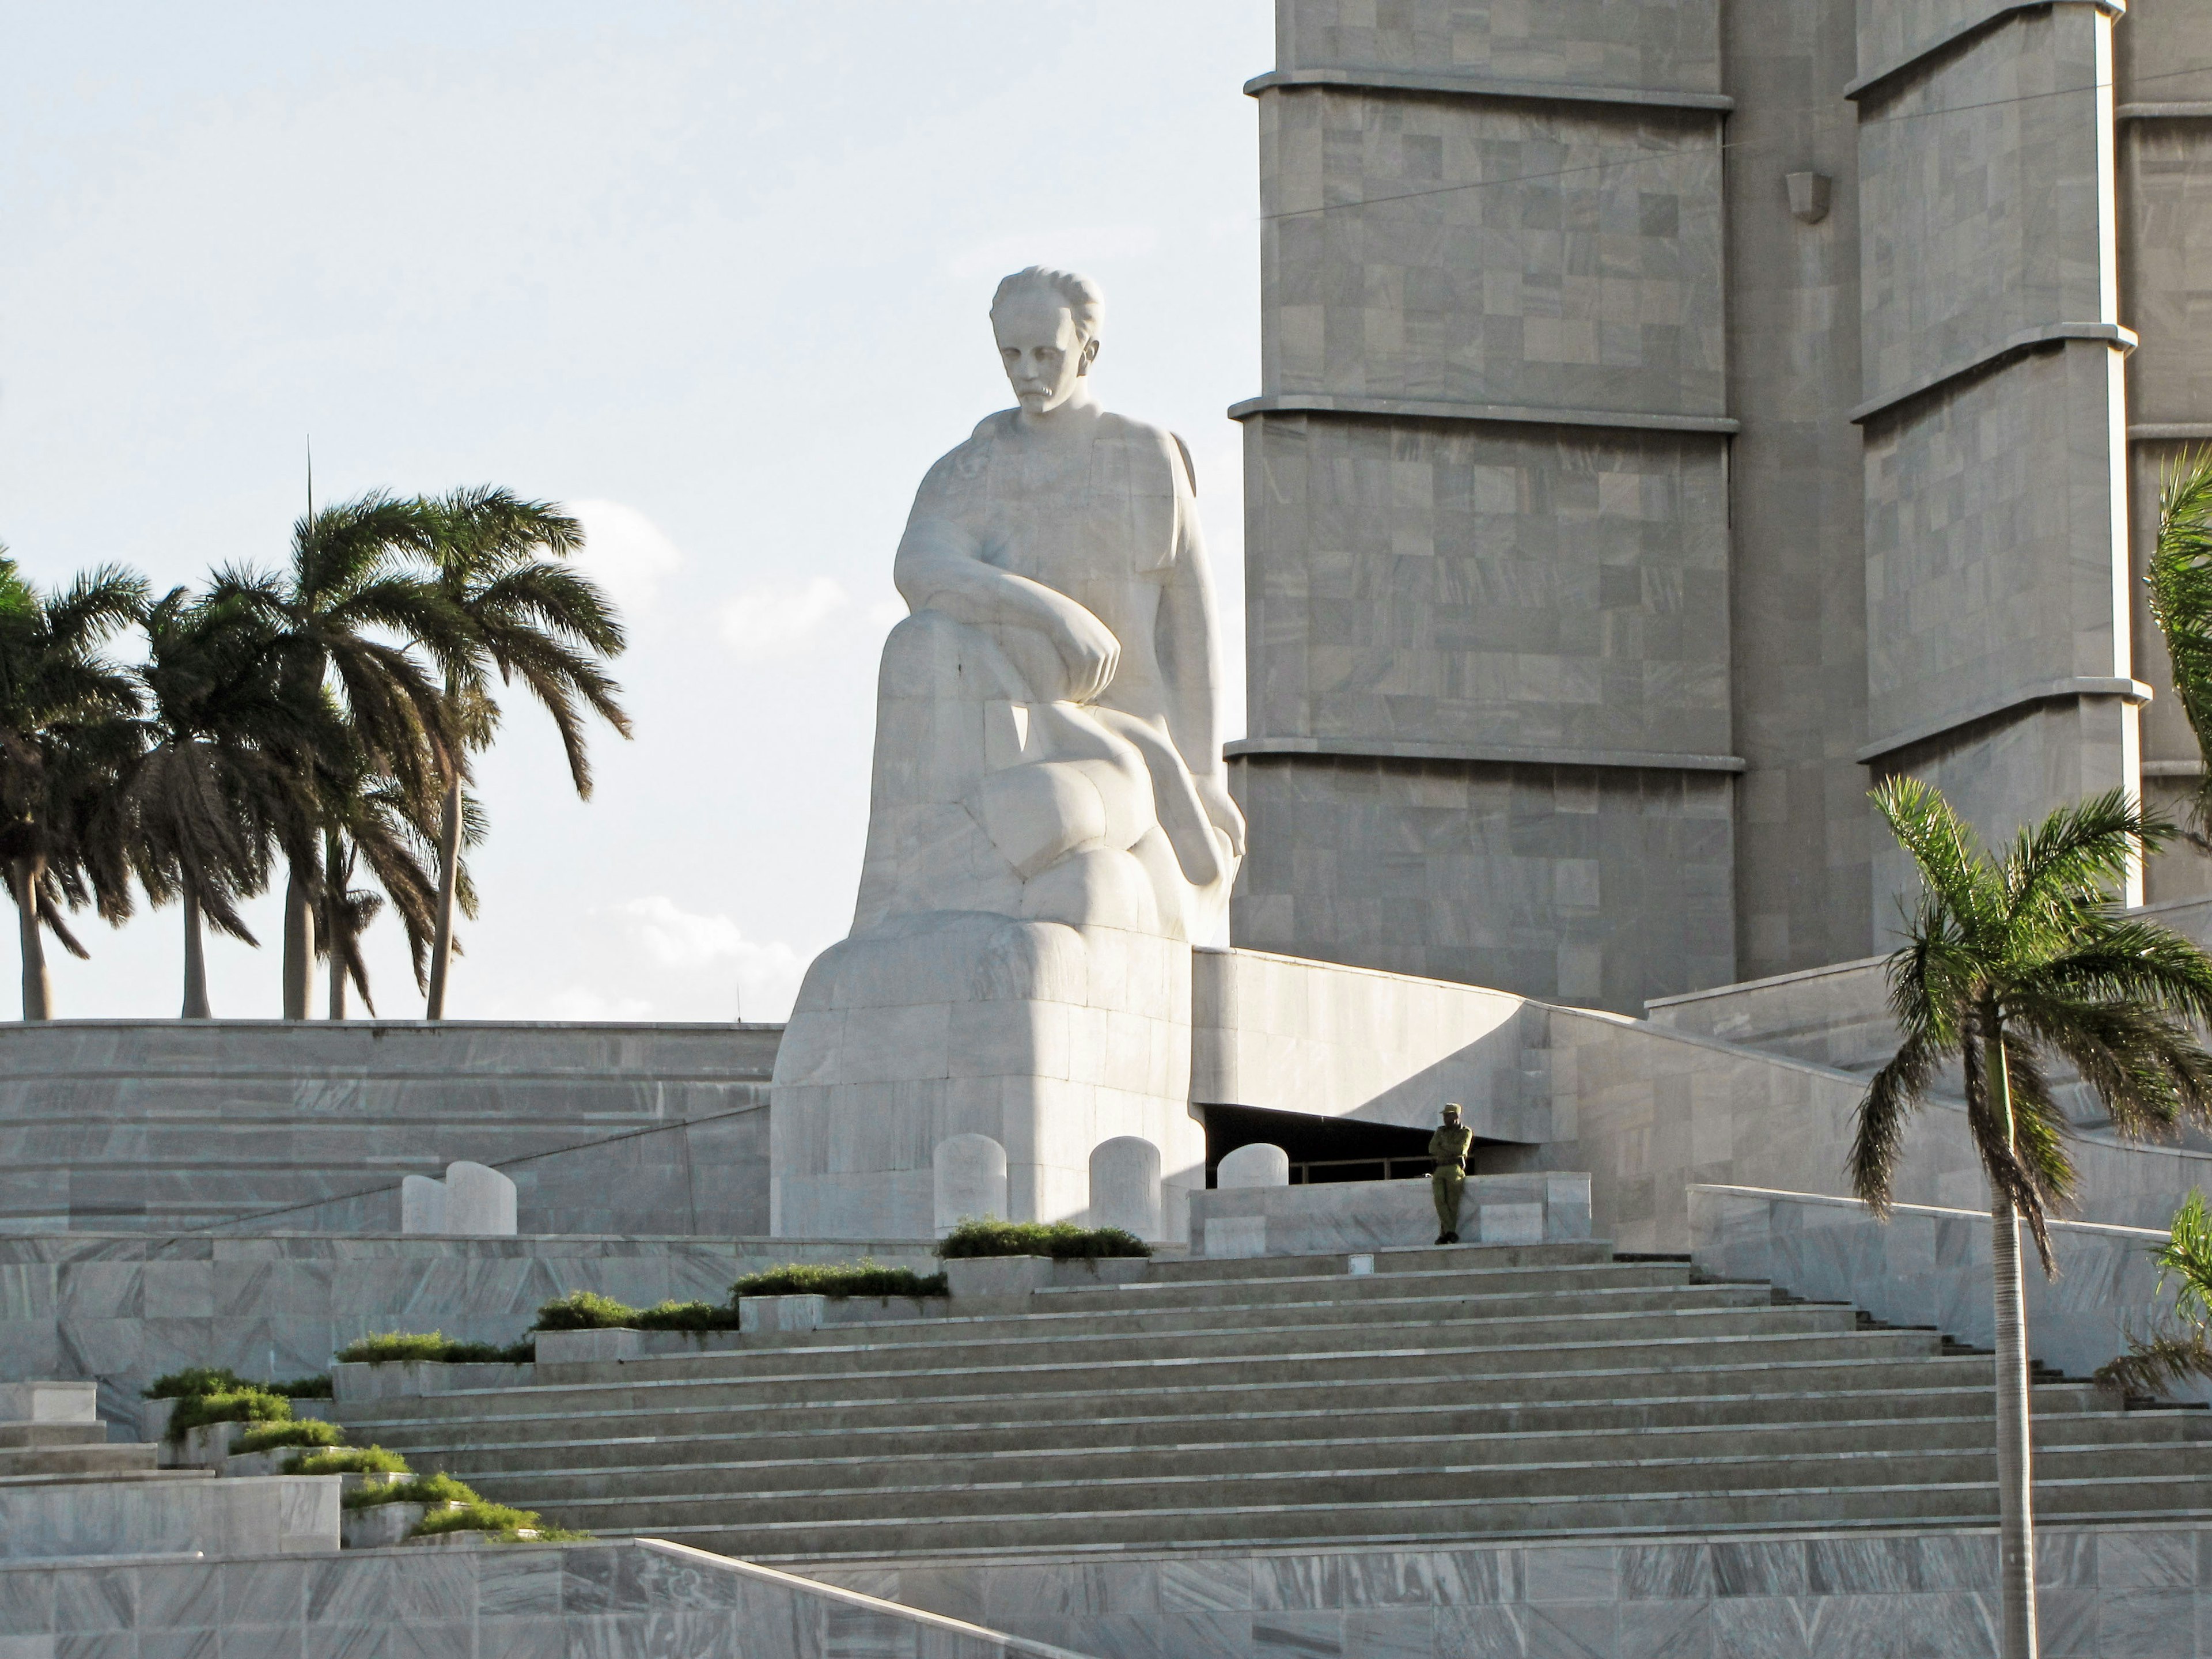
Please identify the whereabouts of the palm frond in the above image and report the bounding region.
[1853,1029,1944,1213]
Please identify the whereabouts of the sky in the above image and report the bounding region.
[0,2,1272,1024]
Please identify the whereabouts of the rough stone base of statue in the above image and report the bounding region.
[768,909,1202,1241]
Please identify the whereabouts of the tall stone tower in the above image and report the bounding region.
[1229,0,2212,1014]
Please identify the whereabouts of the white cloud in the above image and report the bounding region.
[543,986,654,1021]
[943,224,1161,282]
[718,575,850,657]
[568,499,685,615]
[610,896,805,1021]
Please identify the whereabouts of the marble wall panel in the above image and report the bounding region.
[1279,0,1724,91]
[1244,415,1732,752]
[1857,6,2112,403]
[1259,90,1726,415]
[1230,754,1734,1014]
[1862,344,2134,745]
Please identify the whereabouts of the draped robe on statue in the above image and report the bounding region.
[768,409,1236,1241]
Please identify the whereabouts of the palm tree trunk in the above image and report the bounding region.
[1987,1026,2039,1659]
[424,781,463,1020]
[181,889,211,1020]
[282,862,315,1021]
[11,859,51,1022]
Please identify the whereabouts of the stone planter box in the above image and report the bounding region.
[0,1381,96,1423]
[137,1399,175,1445]
[161,1422,238,1470]
[222,1448,290,1479]
[945,1253,1149,1310]
[331,1361,532,1404]
[340,1500,426,1550]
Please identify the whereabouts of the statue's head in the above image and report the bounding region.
[991,266,1104,415]
[1441,1102,1463,1124]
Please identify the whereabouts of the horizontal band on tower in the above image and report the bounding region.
[2133,423,2212,441]
[1225,736,1747,774]
[1856,677,2153,766]
[2117,103,2212,122]
[1849,321,2137,425]
[1229,392,1737,436]
[1244,66,1732,113]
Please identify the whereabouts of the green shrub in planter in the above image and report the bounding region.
[410,1497,586,1541]
[531,1291,636,1331]
[634,1300,737,1331]
[143,1366,248,1400]
[167,1388,292,1439]
[936,1219,1150,1260]
[287,1445,408,1478]
[334,1331,536,1365]
[267,1374,334,1399]
[343,1471,475,1511]
[231,1419,343,1456]
[729,1260,949,1301]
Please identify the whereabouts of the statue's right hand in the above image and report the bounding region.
[1048,604,1120,704]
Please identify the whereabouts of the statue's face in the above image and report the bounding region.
[994,300,1096,415]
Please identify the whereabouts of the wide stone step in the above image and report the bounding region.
[0,1424,106,1452]
[1143,1241,1619,1281]
[563,1301,1867,1391]
[1032,1259,1704,1312]
[487,1437,2196,1532]
[414,1324,1928,1422]
[339,1351,2006,1445]
[371,1382,2052,1470]
[0,1443,157,1479]
[437,1408,2210,1500]
[642,1474,2212,1562]
[736,1281,1779,1353]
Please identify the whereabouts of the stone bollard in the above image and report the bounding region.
[1216,1142,1290,1189]
[443,1161,517,1236]
[933,1134,1009,1238]
[400,1174,448,1234]
[1088,1136,1162,1240]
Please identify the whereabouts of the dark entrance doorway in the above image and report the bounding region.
[1197,1102,1499,1187]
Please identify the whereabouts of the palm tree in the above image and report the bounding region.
[0,547,146,1019]
[2145,447,2212,849]
[123,586,321,1018]
[2097,1189,2212,1396]
[1856,777,2212,1659]
[312,745,459,1018]
[411,487,628,1019]
[209,493,460,1018]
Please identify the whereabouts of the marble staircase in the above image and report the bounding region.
[324,1241,2212,1565]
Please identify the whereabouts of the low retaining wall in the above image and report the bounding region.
[820,1523,2212,1659]
[0,1475,337,1560]
[1687,1184,2201,1398]
[1189,1173,1591,1257]
[0,1232,937,1435]
[0,1537,1083,1657]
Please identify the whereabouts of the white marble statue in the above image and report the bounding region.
[770,268,1243,1240]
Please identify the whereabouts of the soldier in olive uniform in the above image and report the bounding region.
[1430,1103,1472,1244]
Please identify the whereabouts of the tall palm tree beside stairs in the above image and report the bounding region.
[1857,777,2212,1659]
[414,487,628,1020]
[0,548,145,1020]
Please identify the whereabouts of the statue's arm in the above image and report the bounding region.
[893,459,1120,703]
[1157,452,1247,855]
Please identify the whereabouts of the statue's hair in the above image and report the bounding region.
[990,266,1105,342]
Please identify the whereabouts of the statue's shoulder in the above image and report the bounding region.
[917,412,1018,494]
[1098,412,1199,497]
